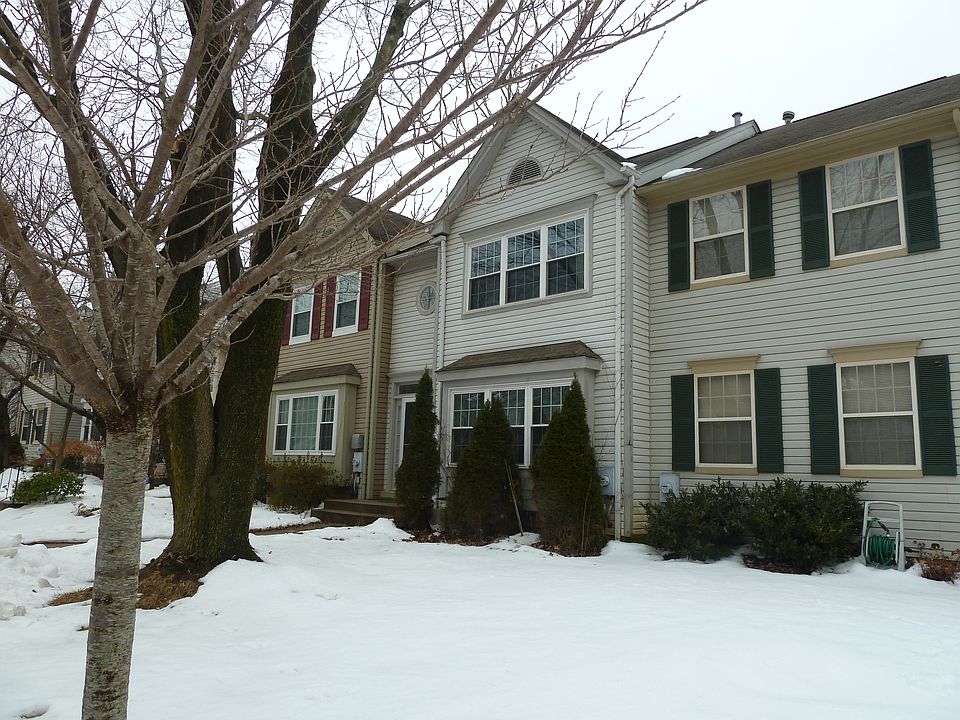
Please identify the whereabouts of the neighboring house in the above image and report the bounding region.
[16,354,88,458]
[266,198,422,496]
[638,75,960,550]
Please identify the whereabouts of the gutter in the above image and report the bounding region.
[613,168,635,540]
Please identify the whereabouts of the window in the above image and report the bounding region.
[690,189,747,281]
[80,414,103,443]
[450,383,570,466]
[273,392,337,454]
[289,290,313,343]
[827,150,904,258]
[334,272,360,335]
[467,216,586,310]
[29,354,48,377]
[20,406,48,445]
[417,283,437,314]
[694,373,754,467]
[838,360,919,468]
[19,409,33,443]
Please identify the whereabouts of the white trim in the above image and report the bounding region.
[825,147,907,262]
[272,389,339,455]
[835,357,921,473]
[332,271,360,337]
[446,380,571,467]
[463,210,591,314]
[688,186,749,285]
[693,370,757,470]
[288,288,314,345]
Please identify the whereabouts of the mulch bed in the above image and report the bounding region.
[741,554,811,575]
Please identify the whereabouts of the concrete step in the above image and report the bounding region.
[322,498,399,517]
[311,508,394,526]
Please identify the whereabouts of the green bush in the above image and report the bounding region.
[531,378,607,555]
[395,370,441,531]
[643,481,749,561]
[445,398,519,539]
[746,478,865,573]
[264,459,348,512]
[13,470,84,504]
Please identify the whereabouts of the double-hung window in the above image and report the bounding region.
[838,360,919,469]
[20,406,48,445]
[450,383,570,466]
[273,392,337,454]
[467,216,586,310]
[333,272,360,335]
[690,189,747,282]
[827,150,904,258]
[694,373,755,467]
[289,290,313,343]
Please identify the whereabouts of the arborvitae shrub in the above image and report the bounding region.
[394,370,441,531]
[444,398,519,539]
[746,478,865,572]
[642,481,750,561]
[13,470,84,504]
[530,378,608,555]
[264,459,348,512]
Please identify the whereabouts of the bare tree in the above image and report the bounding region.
[0,0,707,717]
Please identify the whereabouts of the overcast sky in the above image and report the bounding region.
[545,0,960,156]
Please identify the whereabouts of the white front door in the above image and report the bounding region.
[388,396,415,494]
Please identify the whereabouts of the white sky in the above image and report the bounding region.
[545,0,960,156]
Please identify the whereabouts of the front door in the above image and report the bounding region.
[389,396,415,494]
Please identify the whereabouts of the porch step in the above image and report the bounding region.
[311,498,399,526]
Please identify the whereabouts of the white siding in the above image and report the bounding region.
[388,263,437,376]
[441,116,621,468]
[643,133,960,549]
[631,194,653,525]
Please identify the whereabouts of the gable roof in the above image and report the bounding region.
[529,104,626,164]
[691,74,960,172]
[339,196,420,244]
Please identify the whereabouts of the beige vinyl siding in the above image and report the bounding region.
[441,116,619,469]
[388,263,437,376]
[644,132,960,549]
[370,271,394,497]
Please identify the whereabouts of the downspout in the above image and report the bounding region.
[363,259,385,499]
[613,170,636,540]
[434,233,448,494]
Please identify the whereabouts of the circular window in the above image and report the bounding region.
[417,283,437,315]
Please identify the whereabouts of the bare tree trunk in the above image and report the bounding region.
[0,392,13,469]
[81,412,154,720]
[54,383,75,472]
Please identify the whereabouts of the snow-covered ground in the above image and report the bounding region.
[0,470,316,543]
[1,497,959,719]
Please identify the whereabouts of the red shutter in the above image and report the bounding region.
[310,282,324,340]
[358,265,373,331]
[280,300,291,345]
[323,276,337,337]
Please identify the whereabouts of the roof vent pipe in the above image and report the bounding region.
[732,111,742,127]
[783,110,795,124]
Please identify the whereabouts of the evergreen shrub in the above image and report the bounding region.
[643,481,749,561]
[13,470,84,504]
[530,378,608,555]
[746,478,865,572]
[264,459,348,512]
[394,371,441,531]
[444,398,519,539]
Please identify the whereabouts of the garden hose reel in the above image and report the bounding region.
[861,501,905,571]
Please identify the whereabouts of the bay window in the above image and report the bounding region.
[273,391,337,454]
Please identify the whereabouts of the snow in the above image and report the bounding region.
[0,473,316,543]
[1,498,959,719]
[662,166,701,179]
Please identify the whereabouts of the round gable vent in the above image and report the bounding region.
[507,158,542,186]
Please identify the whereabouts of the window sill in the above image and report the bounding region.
[331,326,359,338]
[829,246,907,268]
[840,468,923,479]
[689,274,750,291]
[288,336,311,345]
[695,465,758,476]
[461,287,591,318]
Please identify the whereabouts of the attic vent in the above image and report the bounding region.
[507,158,542,186]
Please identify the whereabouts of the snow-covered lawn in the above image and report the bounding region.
[1,497,959,719]
[0,470,316,543]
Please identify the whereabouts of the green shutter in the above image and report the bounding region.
[667,200,690,292]
[747,180,775,279]
[799,167,829,270]
[807,364,840,474]
[900,140,940,253]
[755,368,783,473]
[671,374,695,471]
[916,355,956,476]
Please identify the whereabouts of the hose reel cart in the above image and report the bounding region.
[861,501,905,571]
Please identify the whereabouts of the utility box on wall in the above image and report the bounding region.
[658,472,680,502]
[352,452,364,474]
[597,467,615,496]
